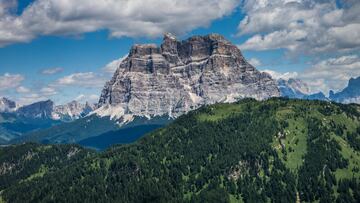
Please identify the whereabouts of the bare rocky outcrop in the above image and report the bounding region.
[97,33,280,120]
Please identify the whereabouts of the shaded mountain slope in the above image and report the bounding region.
[13,115,171,147]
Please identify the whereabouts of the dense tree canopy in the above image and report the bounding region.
[0,98,359,203]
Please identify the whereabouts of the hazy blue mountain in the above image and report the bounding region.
[16,100,54,119]
[278,78,309,99]
[77,124,163,150]
[0,99,98,144]
[0,97,17,112]
[330,76,360,104]
[278,78,329,101]
[0,112,62,144]
[304,92,328,101]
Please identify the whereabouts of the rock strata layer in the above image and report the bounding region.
[97,33,280,119]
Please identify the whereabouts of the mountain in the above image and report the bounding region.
[16,100,54,119]
[16,100,95,121]
[0,100,96,144]
[0,112,62,143]
[0,97,17,112]
[277,78,329,101]
[1,98,359,202]
[277,78,310,99]
[52,101,95,121]
[14,33,280,147]
[12,114,169,146]
[97,33,279,121]
[330,76,360,104]
[303,91,328,101]
[0,143,94,192]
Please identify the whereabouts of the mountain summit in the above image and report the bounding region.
[96,33,279,121]
[330,76,360,104]
[0,97,17,112]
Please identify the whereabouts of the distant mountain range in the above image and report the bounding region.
[0,99,96,144]
[277,76,360,103]
[1,99,96,121]
[329,76,360,104]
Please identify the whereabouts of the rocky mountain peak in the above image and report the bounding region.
[97,33,280,121]
[16,100,54,119]
[52,100,96,121]
[277,78,310,98]
[329,76,360,104]
[0,97,16,112]
[348,76,360,87]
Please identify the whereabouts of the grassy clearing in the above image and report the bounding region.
[274,107,307,172]
[229,194,244,203]
[25,165,48,182]
[283,118,307,172]
[197,103,244,122]
[332,134,360,180]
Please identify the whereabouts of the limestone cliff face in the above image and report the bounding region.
[97,33,280,119]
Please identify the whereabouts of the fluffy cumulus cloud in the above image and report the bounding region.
[40,67,63,75]
[40,86,57,96]
[264,55,360,94]
[248,57,262,67]
[75,94,99,104]
[238,0,360,54]
[16,86,30,93]
[0,0,239,47]
[55,72,106,88]
[0,73,24,91]
[102,55,128,74]
[301,55,360,94]
[17,93,48,105]
[262,69,298,80]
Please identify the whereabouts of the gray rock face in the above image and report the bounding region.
[15,100,95,121]
[52,101,95,121]
[97,33,280,119]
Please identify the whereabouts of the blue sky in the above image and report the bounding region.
[0,0,359,105]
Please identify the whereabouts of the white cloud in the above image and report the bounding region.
[248,58,262,67]
[75,94,99,103]
[263,55,360,94]
[55,72,106,88]
[239,30,307,51]
[0,0,17,16]
[0,0,239,47]
[16,86,31,93]
[102,55,128,74]
[17,93,47,105]
[300,55,360,94]
[40,86,57,96]
[41,67,63,75]
[238,0,360,54]
[0,73,24,91]
[262,69,298,80]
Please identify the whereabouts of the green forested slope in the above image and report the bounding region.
[0,143,94,193]
[1,98,360,203]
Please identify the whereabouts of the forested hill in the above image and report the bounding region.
[0,143,94,195]
[1,98,360,203]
